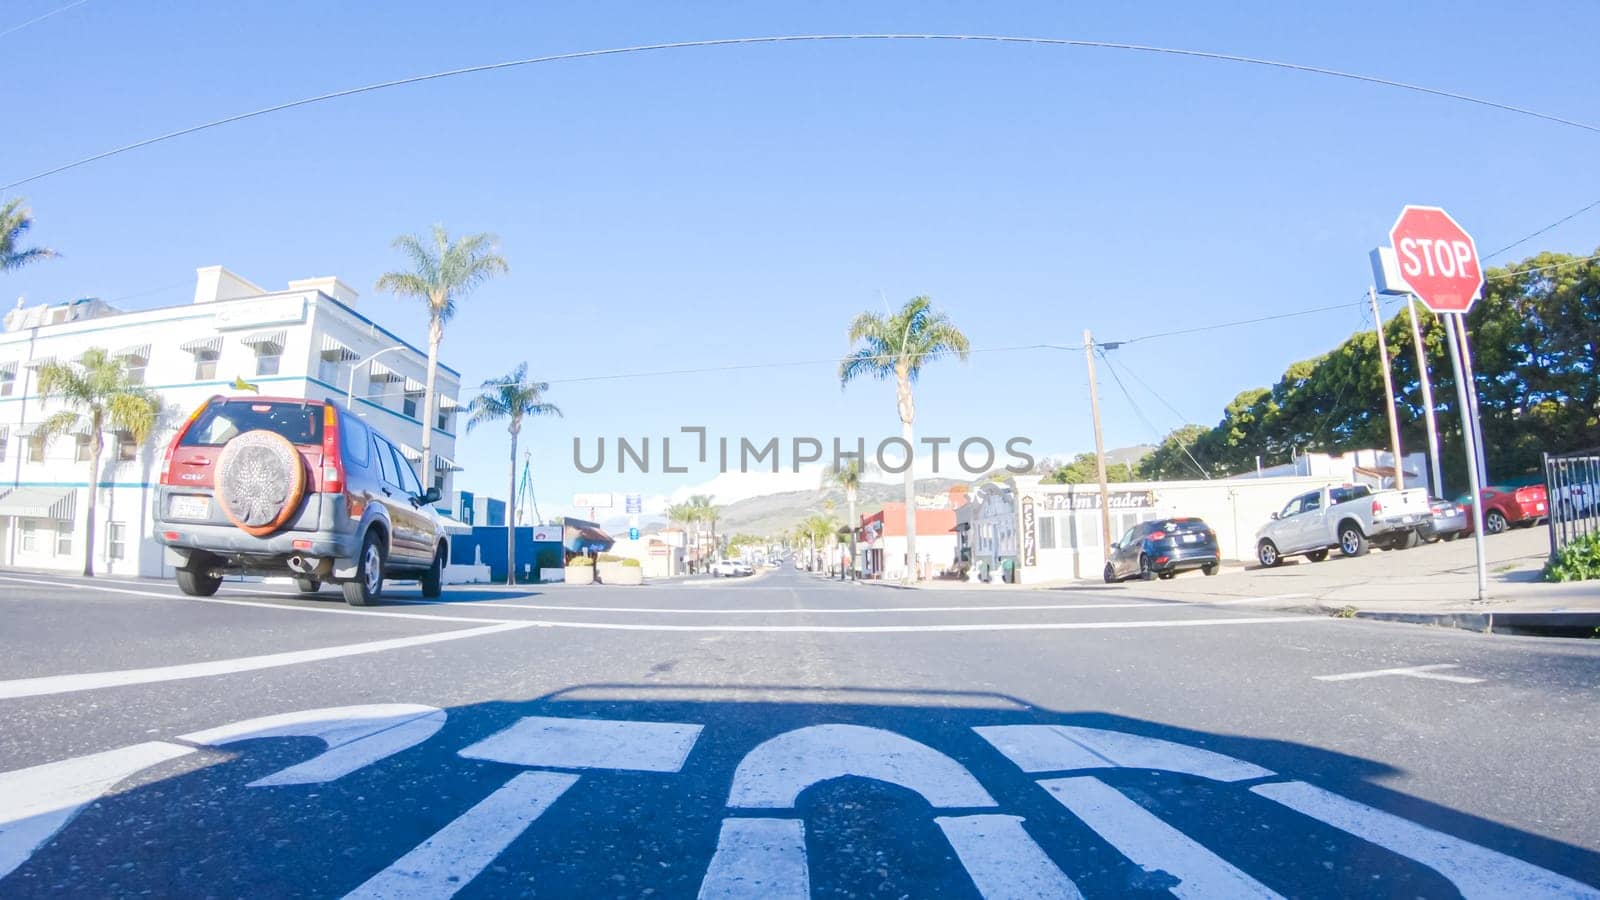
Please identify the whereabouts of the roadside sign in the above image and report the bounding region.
[572,493,613,509]
[625,494,642,514]
[1387,206,1484,314]
[629,527,640,540]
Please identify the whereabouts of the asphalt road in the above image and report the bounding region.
[1,565,1597,898]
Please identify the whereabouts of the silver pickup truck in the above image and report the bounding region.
[1255,483,1432,567]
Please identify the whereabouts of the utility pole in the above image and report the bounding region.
[1368,288,1405,489]
[1404,296,1444,497]
[1083,330,1113,558]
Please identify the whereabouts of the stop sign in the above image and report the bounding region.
[1388,205,1484,314]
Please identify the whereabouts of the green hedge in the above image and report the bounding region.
[1543,533,1600,582]
[621,558,641,568]
[567,556,595,567]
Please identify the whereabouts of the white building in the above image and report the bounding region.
[0,266,463,577]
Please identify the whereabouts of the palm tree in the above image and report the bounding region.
[839,295,969,581]
[1,198,57,272]
[685,494,716,568]
[467,363,561,585]
[377,225,509,478]
[35,349,160,576]
[665,502,696,573]
[827,458,863,578]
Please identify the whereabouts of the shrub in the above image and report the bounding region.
[597,553,621,563]
[620,558,642,568]
[567,556,595,567]
[1543,533,1600,582]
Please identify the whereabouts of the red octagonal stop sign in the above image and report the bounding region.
[1388,205,1484,314]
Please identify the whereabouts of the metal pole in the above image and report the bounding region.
[1453,317,1491,488]
[1083,330,1113,559]
[1368,288,1405,489]
[1405,296,1444,497]
[1443,314,1489,601]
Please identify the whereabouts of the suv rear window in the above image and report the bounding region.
[181,399,324,447]
[1163,518,1210,533]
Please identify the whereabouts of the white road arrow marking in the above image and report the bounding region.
[1041,776,1282,899]
[180,704,446,787]
[698,817,810,900]
[458,715,702,772]
[343,770,578,900]
[1253,781,1600,899]
[0,741,197,880]
[726,724,997,809]
[973,725,1274,782]
[1314,663,1484,684]
[936,814,1084,900]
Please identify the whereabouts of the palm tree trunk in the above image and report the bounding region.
[847,487,857,579]
[420,316,443,479]
[507,424,518,585]
[83,432,102,577]
[896,371,917,582]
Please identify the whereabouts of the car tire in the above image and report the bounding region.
[1338,524,1369,557]
[1306,549,1329,562]
[1391,530,1420,550]
[1103,562,1117,584]
[1202,563,1218,576]
[293,576,321,594]
[177,567,222,597]
[1257,540,1282,568]
[420,545,444,599]
[1442,533,1458,542]
[1138,555,1154,581]
[1157,571,1175,580]
[342,531,385,607]
[1485,510,1508,534]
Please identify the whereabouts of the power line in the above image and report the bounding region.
[0,0,91,40]
[1484,198,1600,260]
[1096,349,1211,479]
[7,32,1599,191]
[1116,299,1364,346]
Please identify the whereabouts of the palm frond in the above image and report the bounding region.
[36,410,83,445]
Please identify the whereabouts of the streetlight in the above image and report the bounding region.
[346,345,407,408]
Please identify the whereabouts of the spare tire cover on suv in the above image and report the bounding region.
[215,429,307,537]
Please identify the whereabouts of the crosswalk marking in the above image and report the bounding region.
[343,771,578,900]
[180,704,446,787]
[1314,663,1484,684]
[973,725,1274,782]
[1041,776,1282,899]
[936,814,1084,900]
[459,715,703,772]
[698,817,810,900]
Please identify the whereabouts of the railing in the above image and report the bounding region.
[1542,448,1600,558]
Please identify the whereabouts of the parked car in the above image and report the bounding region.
[1457,484,1548,535]
[1103,517,1220,582]
[710,559,751,577]
[154,395,448,606]
[1255,483,1431,567]
[1417,497,1468,543]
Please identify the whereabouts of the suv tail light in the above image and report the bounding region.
[320,404,344,493]
[1147,531,1166,541]
[158,400,210,486]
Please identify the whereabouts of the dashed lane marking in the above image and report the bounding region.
[1313,663,1484,684]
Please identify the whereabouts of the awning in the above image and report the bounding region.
[398,443,422,462]
[437,395,461,411]
[403,377,426,395]
[433,454,462,472]
[0,362,17,377]
[0,487,77,521]
[320,336,359,361]
[180,336,222,356]
[114,343,151,362]
[367,360,404,382]
[24,356,55,369]
[240,330,287,353]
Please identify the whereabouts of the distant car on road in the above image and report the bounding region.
[154,395,447,606]
[1416,497,1468,543]
[1456,484,1548,535]
[1103,517,1220,582]
[1255,483,1431,567]
[710,560,752,577]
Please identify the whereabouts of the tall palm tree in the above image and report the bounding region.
[839,295,969,581]
[377,225,509,478]
[684,494,715,568]
[827,458,863,577]
[467,363,561,585]
[1,198,57,272]
[35,349,160,576]
[665,502,696,573]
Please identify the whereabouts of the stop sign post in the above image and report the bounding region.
[1382,204,1490,600]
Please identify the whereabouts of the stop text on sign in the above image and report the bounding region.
[1387,205,1484,314]
[1397,237,1476,280]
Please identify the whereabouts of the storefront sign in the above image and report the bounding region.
[1020,496,1037,567]
[1039,490,1156,511]
[531,526,562,542]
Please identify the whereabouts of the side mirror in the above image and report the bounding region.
[416,486,442,506]
[1109,542,1119,551]
[1269,512,1279,520]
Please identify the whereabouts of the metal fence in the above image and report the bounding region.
[1542,448,1600,557]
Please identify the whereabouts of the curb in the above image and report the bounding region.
[1348,609,1600,638]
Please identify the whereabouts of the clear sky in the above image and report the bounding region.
[8,1,1599,522]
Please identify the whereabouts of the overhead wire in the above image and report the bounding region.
[1095,349,1211,479]
[0,0,91,40]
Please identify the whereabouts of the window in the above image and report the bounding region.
[338,412,371,468]
[1117,526,1138,549]
[1074,512,1101,548]
[182,399,323,447]
[318,356,351,388]
[395,449,425,497]
[27,434,45,463]
[20,519,37,552]
[0,428,8,461]
[433,470,446,495]
[437,408,450,431]
[402,391,421,418]
[107,522,126,560]
[55,521,72,556]
[374,436,399,486]
[116,431,138,462]
[1330,485,1370,505]
[123,358,146,385]
[74,434,92,462]
[1038,515,1057,550]
[255,351,281,377]
[0,369,14,396]
[194,352,218,380]
[1279,496,1305,518]
[1302,492,1322,513]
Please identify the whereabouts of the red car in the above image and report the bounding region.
[1455,484,1548,535]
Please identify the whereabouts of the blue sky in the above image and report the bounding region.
[7,1,1598,521]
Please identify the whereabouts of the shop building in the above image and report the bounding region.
[859,498,963,581]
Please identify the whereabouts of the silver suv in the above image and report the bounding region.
[153,395,448,606]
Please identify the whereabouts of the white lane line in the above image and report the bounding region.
[698,817,810,900]
[0,622,530,700]
[1040,776,1282,899]
[0,741,197,880]
[460,716,703,772]
[181,704,447,787]
[1200,594,1313,606]
[727,724,996,810]
[974,725,1273,782]
[343,770,578,900]
[1253,780,1600,899]
[497,615,1330,634]
[1314,664,1484,684]
[936,814,1084,899]
[395,600,1174,615]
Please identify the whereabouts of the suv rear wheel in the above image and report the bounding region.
[342,531,385,607]
[176,566,222,597]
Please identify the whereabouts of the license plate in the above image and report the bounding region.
[1182,534,1199,544]
[168,495,209,519]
